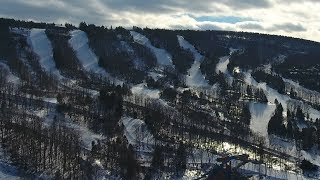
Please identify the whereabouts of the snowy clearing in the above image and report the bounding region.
[121,117,155,147]
[28,29,64,80]
[121,117,155,163]
[130,31,173,67]
[177,35,209,88]
[131,83,160,99]
[249,102,276,139]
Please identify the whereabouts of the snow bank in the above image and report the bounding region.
[177,35,209,87]
[28,29,64,80]
[68,30,108,76]
[0,61,20,85]
[130,31,173,67]
[131,83,160,99]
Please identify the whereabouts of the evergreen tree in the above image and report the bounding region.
[174,142,187,174]
[296,106,305,121]
[240,104,251,125]
[268,103,286,136]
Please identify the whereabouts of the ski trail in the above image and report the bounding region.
[28,29,64,80]
[177,35,209,87]
[130,31,173,67]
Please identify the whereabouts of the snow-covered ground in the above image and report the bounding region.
[130,31,173,67]
[69,30,109,76]
[122,117,155,147]
[69,30,123,85]
[215,56,230,74]
[215,48,239,85]
[0,61,20,85]
[244,71,289,114]
[284,77,320,105]
[121,117,155,163]
[249,102,276,139]
[148,71,164,81]
[245,71,320,120]
[28,29,64,80]
[177,35,209,87]
[131,83,160,99]
[64,120,104,150]
[42,112,104,150]
[0,147,21,179]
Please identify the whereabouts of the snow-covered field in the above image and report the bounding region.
[28,29,64,80]
[177,35,209,88]
[130,31,173,67]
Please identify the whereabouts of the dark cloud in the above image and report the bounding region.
[0,0,122,25]
[270,23,306,32]
[197,23,229,31]
[238,22,265,30]
[222,0,271,9]
[168,24,196,30]
[0,0,272,25]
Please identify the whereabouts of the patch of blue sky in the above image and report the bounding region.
[192,15,254,24]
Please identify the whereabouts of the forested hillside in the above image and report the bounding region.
[0,17,320,179]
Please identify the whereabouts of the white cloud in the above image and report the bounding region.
[1,0,320,42]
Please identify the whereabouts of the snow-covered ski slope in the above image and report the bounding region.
[28,29,64,80]
[69,30,109,77]
[130,31,173,67]
[245,71,320,120]
[177,35,209,87]
[249,102,275,138]
[0,61,20,85]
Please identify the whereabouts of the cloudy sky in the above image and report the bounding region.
[1,0,320,41]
